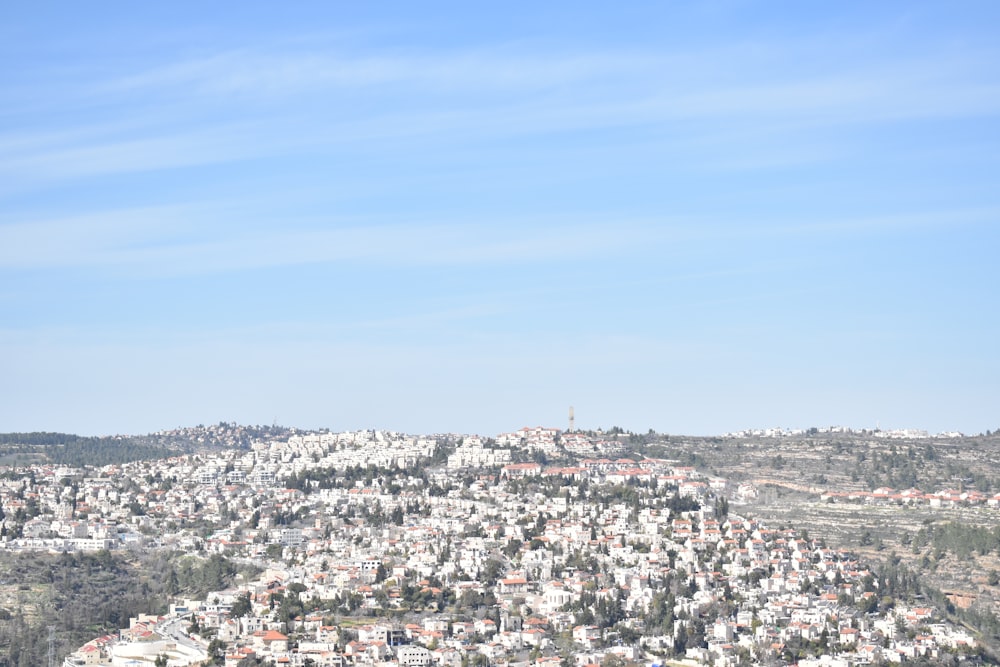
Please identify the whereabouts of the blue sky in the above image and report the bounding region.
[2,2,998,436]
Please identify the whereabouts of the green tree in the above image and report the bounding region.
[231,592,252,618]
[207,638,226,665]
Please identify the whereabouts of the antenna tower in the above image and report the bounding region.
[568,406,575,433]
[48,625,56,667]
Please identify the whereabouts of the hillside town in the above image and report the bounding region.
[0,427,983,666]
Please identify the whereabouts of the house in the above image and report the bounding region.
[397,645,432,667]
[573,625,602,649]
[837,628,859,646]
[499,576,529,594]
[254,629,289,653]
[474,618,497,636]
[226,647,257,667]
[68,643,103,665]
[501,463,542,479]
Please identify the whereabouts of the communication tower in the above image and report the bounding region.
[568,406,575,433]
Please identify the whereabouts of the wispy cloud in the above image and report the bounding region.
[2,38,998,194]
[3,200,990,277]
[95,41,1000,123]
[763,207,1000,238]
[0,124,271,193]
[0,207,656,274]
[103,48,655,97]
[0,204,205,268]
[660,67,1000,124]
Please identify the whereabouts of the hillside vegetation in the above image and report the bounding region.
[0,551,257,667]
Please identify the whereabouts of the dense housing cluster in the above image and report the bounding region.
[0,428,981,666]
